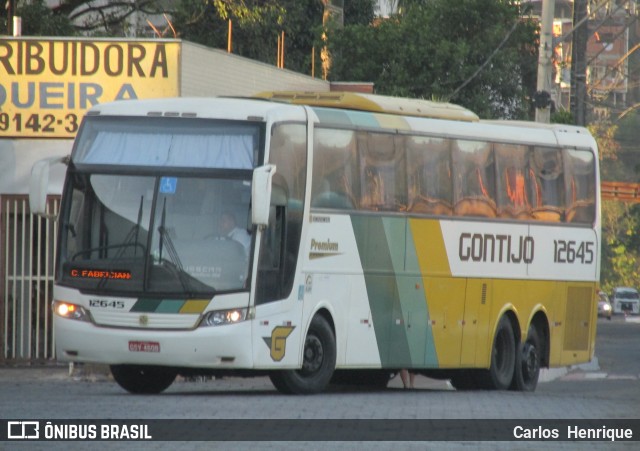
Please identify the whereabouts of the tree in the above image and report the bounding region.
[598,110,640,291]
[600,201,640,293]
[326,0,538,119]
[344,0,376,26]
[5,0,376,74]
[172,0,375,75]
[10,0,77,36]
[3,0,167,36]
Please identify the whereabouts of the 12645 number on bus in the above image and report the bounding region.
[553,240,595,264]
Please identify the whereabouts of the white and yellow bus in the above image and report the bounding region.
[31,92,600,394]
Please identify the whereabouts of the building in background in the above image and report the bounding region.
[525,0,637,120]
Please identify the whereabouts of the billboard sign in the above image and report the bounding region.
[0,38,181,138]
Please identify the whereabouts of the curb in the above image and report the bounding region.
[539,356,600,383]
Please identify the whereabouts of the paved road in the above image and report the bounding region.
[0,316,638,450]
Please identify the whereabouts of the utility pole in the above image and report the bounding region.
[6,0,15,35]
[535,0,556,123]
[571,0,589,126]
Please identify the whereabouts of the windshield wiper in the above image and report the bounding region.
[97,195,146,290]
[157,198,195,296]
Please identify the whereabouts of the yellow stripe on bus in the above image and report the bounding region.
[409,218,451,276]
[179,300,210,314]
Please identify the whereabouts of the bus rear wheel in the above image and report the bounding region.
[511,325,541,392]
[478,315,516,390]
[110,365,177,394]
[269,315,336,394]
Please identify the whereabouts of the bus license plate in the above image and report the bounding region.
[128,341,160,353]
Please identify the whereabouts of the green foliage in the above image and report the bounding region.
[15,0,77,36]
[551,110,573,124]
[600,201,640,293]
[588,120,620,162]
[344,0,377,26]
[171,0,374,75]
[326,0,538,119]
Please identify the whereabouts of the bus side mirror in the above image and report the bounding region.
[29,156,67,217]
[252,164,276,227]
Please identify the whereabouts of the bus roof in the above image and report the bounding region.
[253,91,479,122]
[84,97,305,122]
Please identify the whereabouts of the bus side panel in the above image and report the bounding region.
[303,214,383,368]
[461,278,492,367]
[421,277,466,368]
[560,283,597,366]
[409,218,466,368]
[350,215,406,367]
[252,298,305,369]
[344,275,383,366]
[349,215,440,369]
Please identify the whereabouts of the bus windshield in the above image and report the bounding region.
[60,173,253,296]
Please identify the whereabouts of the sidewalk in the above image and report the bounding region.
[0,362,110,382]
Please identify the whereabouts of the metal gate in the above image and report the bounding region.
[1,195,60,362]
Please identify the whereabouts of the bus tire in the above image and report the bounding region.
[110,365,177,394]
[511,325,541,392]
[478,315,516,390]
[269,315,336,394]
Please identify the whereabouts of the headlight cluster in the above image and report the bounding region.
[53,301,92,322]
[200,308,249,327]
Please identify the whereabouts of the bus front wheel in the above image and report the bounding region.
[479,315,516,390]
[269,315,336,394]
[110,364,177,394]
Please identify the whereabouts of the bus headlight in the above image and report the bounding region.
[53,301,91,322]
[200,308,249,327]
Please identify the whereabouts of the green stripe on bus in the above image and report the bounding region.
[131,298,184,313]
[351,215,411,367]
[156,300,184,313]
[401,220,439,367]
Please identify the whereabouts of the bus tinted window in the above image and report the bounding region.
[564,149,596,224]
[256,123,308,303]
[530,147,565,222]
[358,132,406,211]
[495,144,533,219]
[311,128,358,209]
[310,128,595,226]
[74,116,260,169]
[453,140,496,218]
[406,136,452,215]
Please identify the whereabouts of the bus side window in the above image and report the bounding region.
[530,147,565,222]
[495,144,532,219]
[311,128,357,209]
[255,204,285,304]
[452,140,496,218]
[256,123,307,303]
[564,149,596,224]
[406,135,453,215]
[358,133,406,212]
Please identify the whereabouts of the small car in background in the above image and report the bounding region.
[611,287,640,315]
[597,291,612,320]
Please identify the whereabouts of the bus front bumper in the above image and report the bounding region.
[53,316,254,369]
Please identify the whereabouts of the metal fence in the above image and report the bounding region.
[1,195,60,363]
